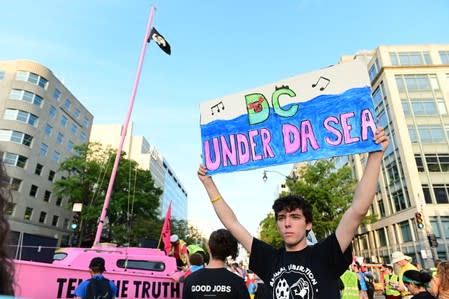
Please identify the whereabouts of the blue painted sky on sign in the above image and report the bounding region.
[200,61,381,174]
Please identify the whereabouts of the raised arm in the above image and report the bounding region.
[336,127,389,252]
[197,166,253,252]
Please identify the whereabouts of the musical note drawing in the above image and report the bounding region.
[211,101,225,115]
[247,96,264,113]
[311,76,330,91]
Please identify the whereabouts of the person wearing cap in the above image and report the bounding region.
[170,234,191,269]
[74,257,117,299]
[391,251,417,299]
[402,269,435,299]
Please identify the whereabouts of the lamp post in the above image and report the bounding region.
[262,170,297,182]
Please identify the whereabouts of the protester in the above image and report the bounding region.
[340,268,359,299]
[74,257,117,299]
[352,262,369,299]
[231,262,244,278]
[169,234,191,269]
[383,264,401,299]
[182,229,250,299]
[392,251,418,298]
[173,253,205,283]
[0,157,14,296]
[429,260,449,299]
[197,128,388,299]
[402,269,435,299]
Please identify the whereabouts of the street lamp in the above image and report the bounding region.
[262,170,297,182]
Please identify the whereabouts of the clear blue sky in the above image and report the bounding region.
[1,0,448,235]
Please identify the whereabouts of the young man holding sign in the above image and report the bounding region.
[197,127,388,299]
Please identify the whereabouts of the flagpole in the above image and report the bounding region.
[93,5,156,246]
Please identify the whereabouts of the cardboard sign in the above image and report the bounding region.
[200,60,381,175]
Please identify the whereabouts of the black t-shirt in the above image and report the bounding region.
[249,233,351,299]
[182,268,250,299]
[412,291,437,299]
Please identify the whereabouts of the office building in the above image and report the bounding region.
[90,123,188,221]
[338,45,449,268]
[0,60,93,260]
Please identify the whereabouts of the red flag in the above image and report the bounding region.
[161,202,172,255]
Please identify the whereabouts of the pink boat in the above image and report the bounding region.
[15,245,182,298]
[13,6,184,298]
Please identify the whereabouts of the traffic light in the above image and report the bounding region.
[415,212,425,229]
[71,213,80,230]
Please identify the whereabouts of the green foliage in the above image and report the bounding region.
[259,212,284,248]
[54,142,162,246]
[286,160,356,240]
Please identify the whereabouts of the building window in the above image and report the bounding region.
[74,108,80,118]
[44,124,53,137]
[67,140,74,152]
[378,199,385,217]
[440,51,449,64]
[52,215,59,226]
[80,132,86,142]
[35,163,43,175]
[422,185,432,203]
[434,185,449,204]
[52,151,61,163]
[390,51,432,66]
[399,221,413,242]
[53,88,61,101]
[56,197,63,206]
[60,115,68,127]
[49,105,57,118]
[63,99,71,110]
[368,58,380,82]
[419,126,445,143]
[415,154,424,172]
[377,228,387,246]
[71,123,78,135]
[48,170,55,181]
[24,207,33,220]
[44,190,51,202]
[441,217,449,239]
[3,152,27,168]
[39,143,48,156]
[0,71,4,80]
[395,74,438,92]
[29,184,38,197]
[9,178,22,191]
[0,130,33,146]
[9,89,43,106]
[429,217,441,238]
[5,202,15,215]
[3,109,39,127]
[39,212,47,223]
[56,132,64,144]
[82,117,89,128]
[16,71,48,88]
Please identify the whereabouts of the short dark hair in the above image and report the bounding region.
[89,257,106,273]
[272,194,313,223]
[189,253,204,266]
[208,229,238,261]
[403,270,432,286]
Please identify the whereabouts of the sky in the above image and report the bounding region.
[1,0,448,236]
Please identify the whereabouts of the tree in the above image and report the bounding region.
[258,160,358,242]
[54,142,162,246]
[259,212,283,248]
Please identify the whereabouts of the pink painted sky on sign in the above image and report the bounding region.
[0,0,448,236]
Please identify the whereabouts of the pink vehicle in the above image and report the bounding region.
[15,244,182,298]
[14,6,184,299]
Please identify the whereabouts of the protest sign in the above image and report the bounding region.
[200,60,381,175]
